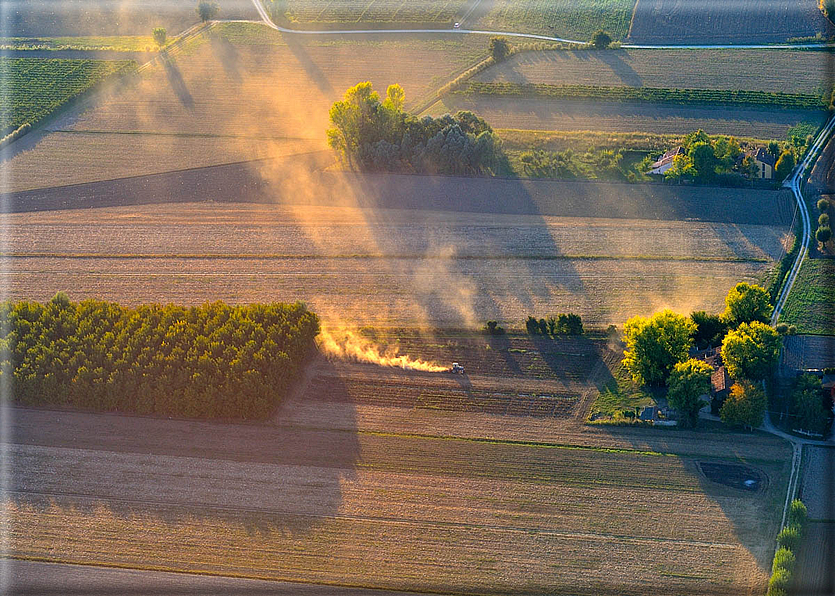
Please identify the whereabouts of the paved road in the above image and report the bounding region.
[2,559,429,596]
[247,0,835,50]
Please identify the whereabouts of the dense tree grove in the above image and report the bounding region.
[327,82,501,175]
[720,380,767,429]
[0,294,319,419]
[791,374,830,434]
[722,282,773,328]
[666,358,713,428]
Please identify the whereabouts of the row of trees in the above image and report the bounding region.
[768,500,808,596]
[815,197,832,251]
[1,294,319,419]
[623,283,780,428]
[525,314,584,336]
[327,82,502,175]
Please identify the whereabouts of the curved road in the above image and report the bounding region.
[248,0,835,50]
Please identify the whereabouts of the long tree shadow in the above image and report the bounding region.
[8,360,360,539]
[593,50,643,87]
[161,52,194,110]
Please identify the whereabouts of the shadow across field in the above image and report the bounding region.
[8,380,360,537]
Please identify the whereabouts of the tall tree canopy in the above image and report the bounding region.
[623,309,695,386]
[723,282,772,328]
[720,380,767,429]
[721,321,781,381]
[667,358,713,428]
[327,82,501,175]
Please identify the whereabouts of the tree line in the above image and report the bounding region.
[327,82,502,175]
[1,294,319,420]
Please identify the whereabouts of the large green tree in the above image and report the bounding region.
[775,150,796,181]
[720,380,767,429]
[623,310,695,386]
[196,1,219,21]
[723,282,772,328]
[688,141,717,180]
[721,321,781,381]
[690,310,727,349]
[667,358,713,428]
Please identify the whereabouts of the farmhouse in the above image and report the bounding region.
[710,366,732,415]
[648,146,684,176]
[743,147,776,180]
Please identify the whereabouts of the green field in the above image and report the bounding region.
[474,0,637,40]
[274,0,468,24]
[0,58,135,132]
[459,82,827,110]
[779,258,835,335]
[0,36,155,52]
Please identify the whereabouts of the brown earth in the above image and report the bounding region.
[627,0,834,45]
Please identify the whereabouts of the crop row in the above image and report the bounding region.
[304,375,579,418]
[0,58,135,133]
[459,82,827,110]
[280,0,465,23]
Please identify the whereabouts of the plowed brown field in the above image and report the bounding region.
[627,0,834,45]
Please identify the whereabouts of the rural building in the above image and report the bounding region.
[742,147,777,180]
[710,366,732,415]
[780,335,835,375]
[639,405,658,421]
[648,146,684,176]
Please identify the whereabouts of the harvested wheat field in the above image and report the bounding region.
[474,49,832,95]
[627,0,834,45]
[2,22,486,192]
[3,190,793,327]
[9,354,791,595]
[429,95,824,138]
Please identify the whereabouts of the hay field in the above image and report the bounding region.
[429,94,824,138]
[474,49,833,96]
[627,0,834,44]
[4,199,792,328]
[3,23,486,192]
[280,0,469,24]
[9,388,790,595]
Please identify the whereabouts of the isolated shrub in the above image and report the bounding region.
[788,325,798,335]
[816,226,832,245]
[538,318,548,335]
[152,27,167,48]
[553,313,583,335]
[776,323,789,335]
[788,499,808,529]
[775,150,796,181]
[484,321,505,335]
[489,37,511,62]
[818,197,830,212]
[776,525,800,551]
[525,316,539,335]
[590,30,612,49]
[820,213,830,227]
[196,1,220,21]
[772,547,796,574]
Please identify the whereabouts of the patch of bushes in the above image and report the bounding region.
[525,313,583,336]
[484,320,506,335]
[1,294,319,420]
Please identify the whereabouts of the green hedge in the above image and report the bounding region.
[459,82,826,110]
[0,294,319,420]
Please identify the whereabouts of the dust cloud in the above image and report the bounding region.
[317,326,447,372]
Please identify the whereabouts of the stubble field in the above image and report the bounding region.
[2,23,486,192]
[627,0,834,44]
[2,196,793,328]
[473,49,833,96]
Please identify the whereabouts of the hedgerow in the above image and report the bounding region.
[0,294,319,420]
[458,82,826,110]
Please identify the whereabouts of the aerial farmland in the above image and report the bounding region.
[2,1,833,595]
